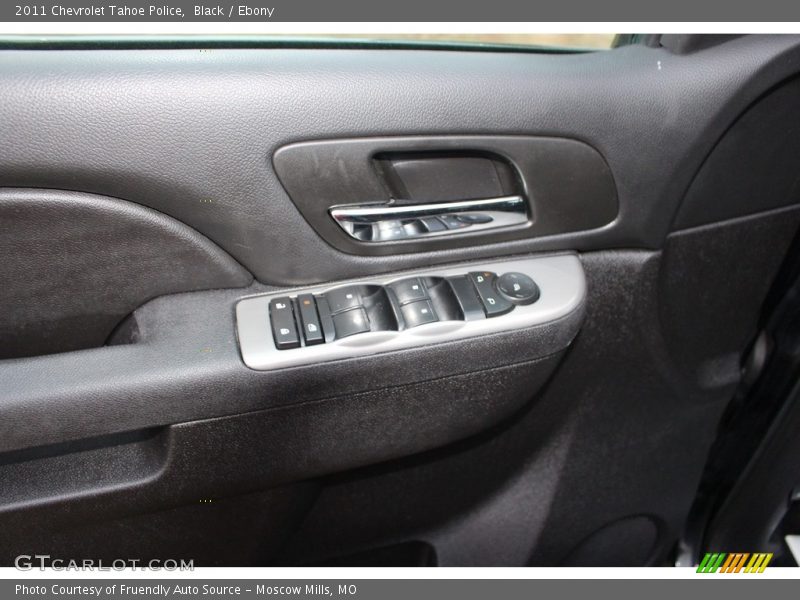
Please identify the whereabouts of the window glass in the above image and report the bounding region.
[0,33,617,51]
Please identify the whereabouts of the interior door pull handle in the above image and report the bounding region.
[329,195,528,242]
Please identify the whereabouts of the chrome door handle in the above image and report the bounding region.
[329,195,528,242]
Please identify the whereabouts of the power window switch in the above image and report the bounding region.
[375,220,408,241]
[332,308,371,339]
[439,215,471,230]
[420,217,447,232]
[297,293,324,345]
[401,300,437,328]
[447,275,485,320]
[269,297,300,349]
[469,271,514,318]
[325,287,362,314]
[390,277,427,305]
[315,296,337,343]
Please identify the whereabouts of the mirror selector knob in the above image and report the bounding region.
[457,213,494,225]
[495,272,540,305]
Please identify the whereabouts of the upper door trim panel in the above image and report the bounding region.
[1,38,800,284]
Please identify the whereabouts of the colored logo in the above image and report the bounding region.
[697,553,773,573]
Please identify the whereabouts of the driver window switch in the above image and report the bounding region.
[420,217,447,232]
[447,275,486,321]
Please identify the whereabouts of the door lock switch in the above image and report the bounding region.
[269,297,300,349]
[469,271,514,317]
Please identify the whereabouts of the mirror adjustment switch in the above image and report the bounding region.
[401,300,437,328]
[326,287,362,314]
[469,271,514,317]
[496,272,540,305]
[269,297,300,349]
[332,307,371,339]
[390,277,427,305]
[296,293,324,345]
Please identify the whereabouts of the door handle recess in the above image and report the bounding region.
[329,195,528,242]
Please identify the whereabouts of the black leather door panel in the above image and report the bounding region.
[2,35,800,567]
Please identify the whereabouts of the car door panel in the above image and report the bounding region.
[1,34,799,567]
